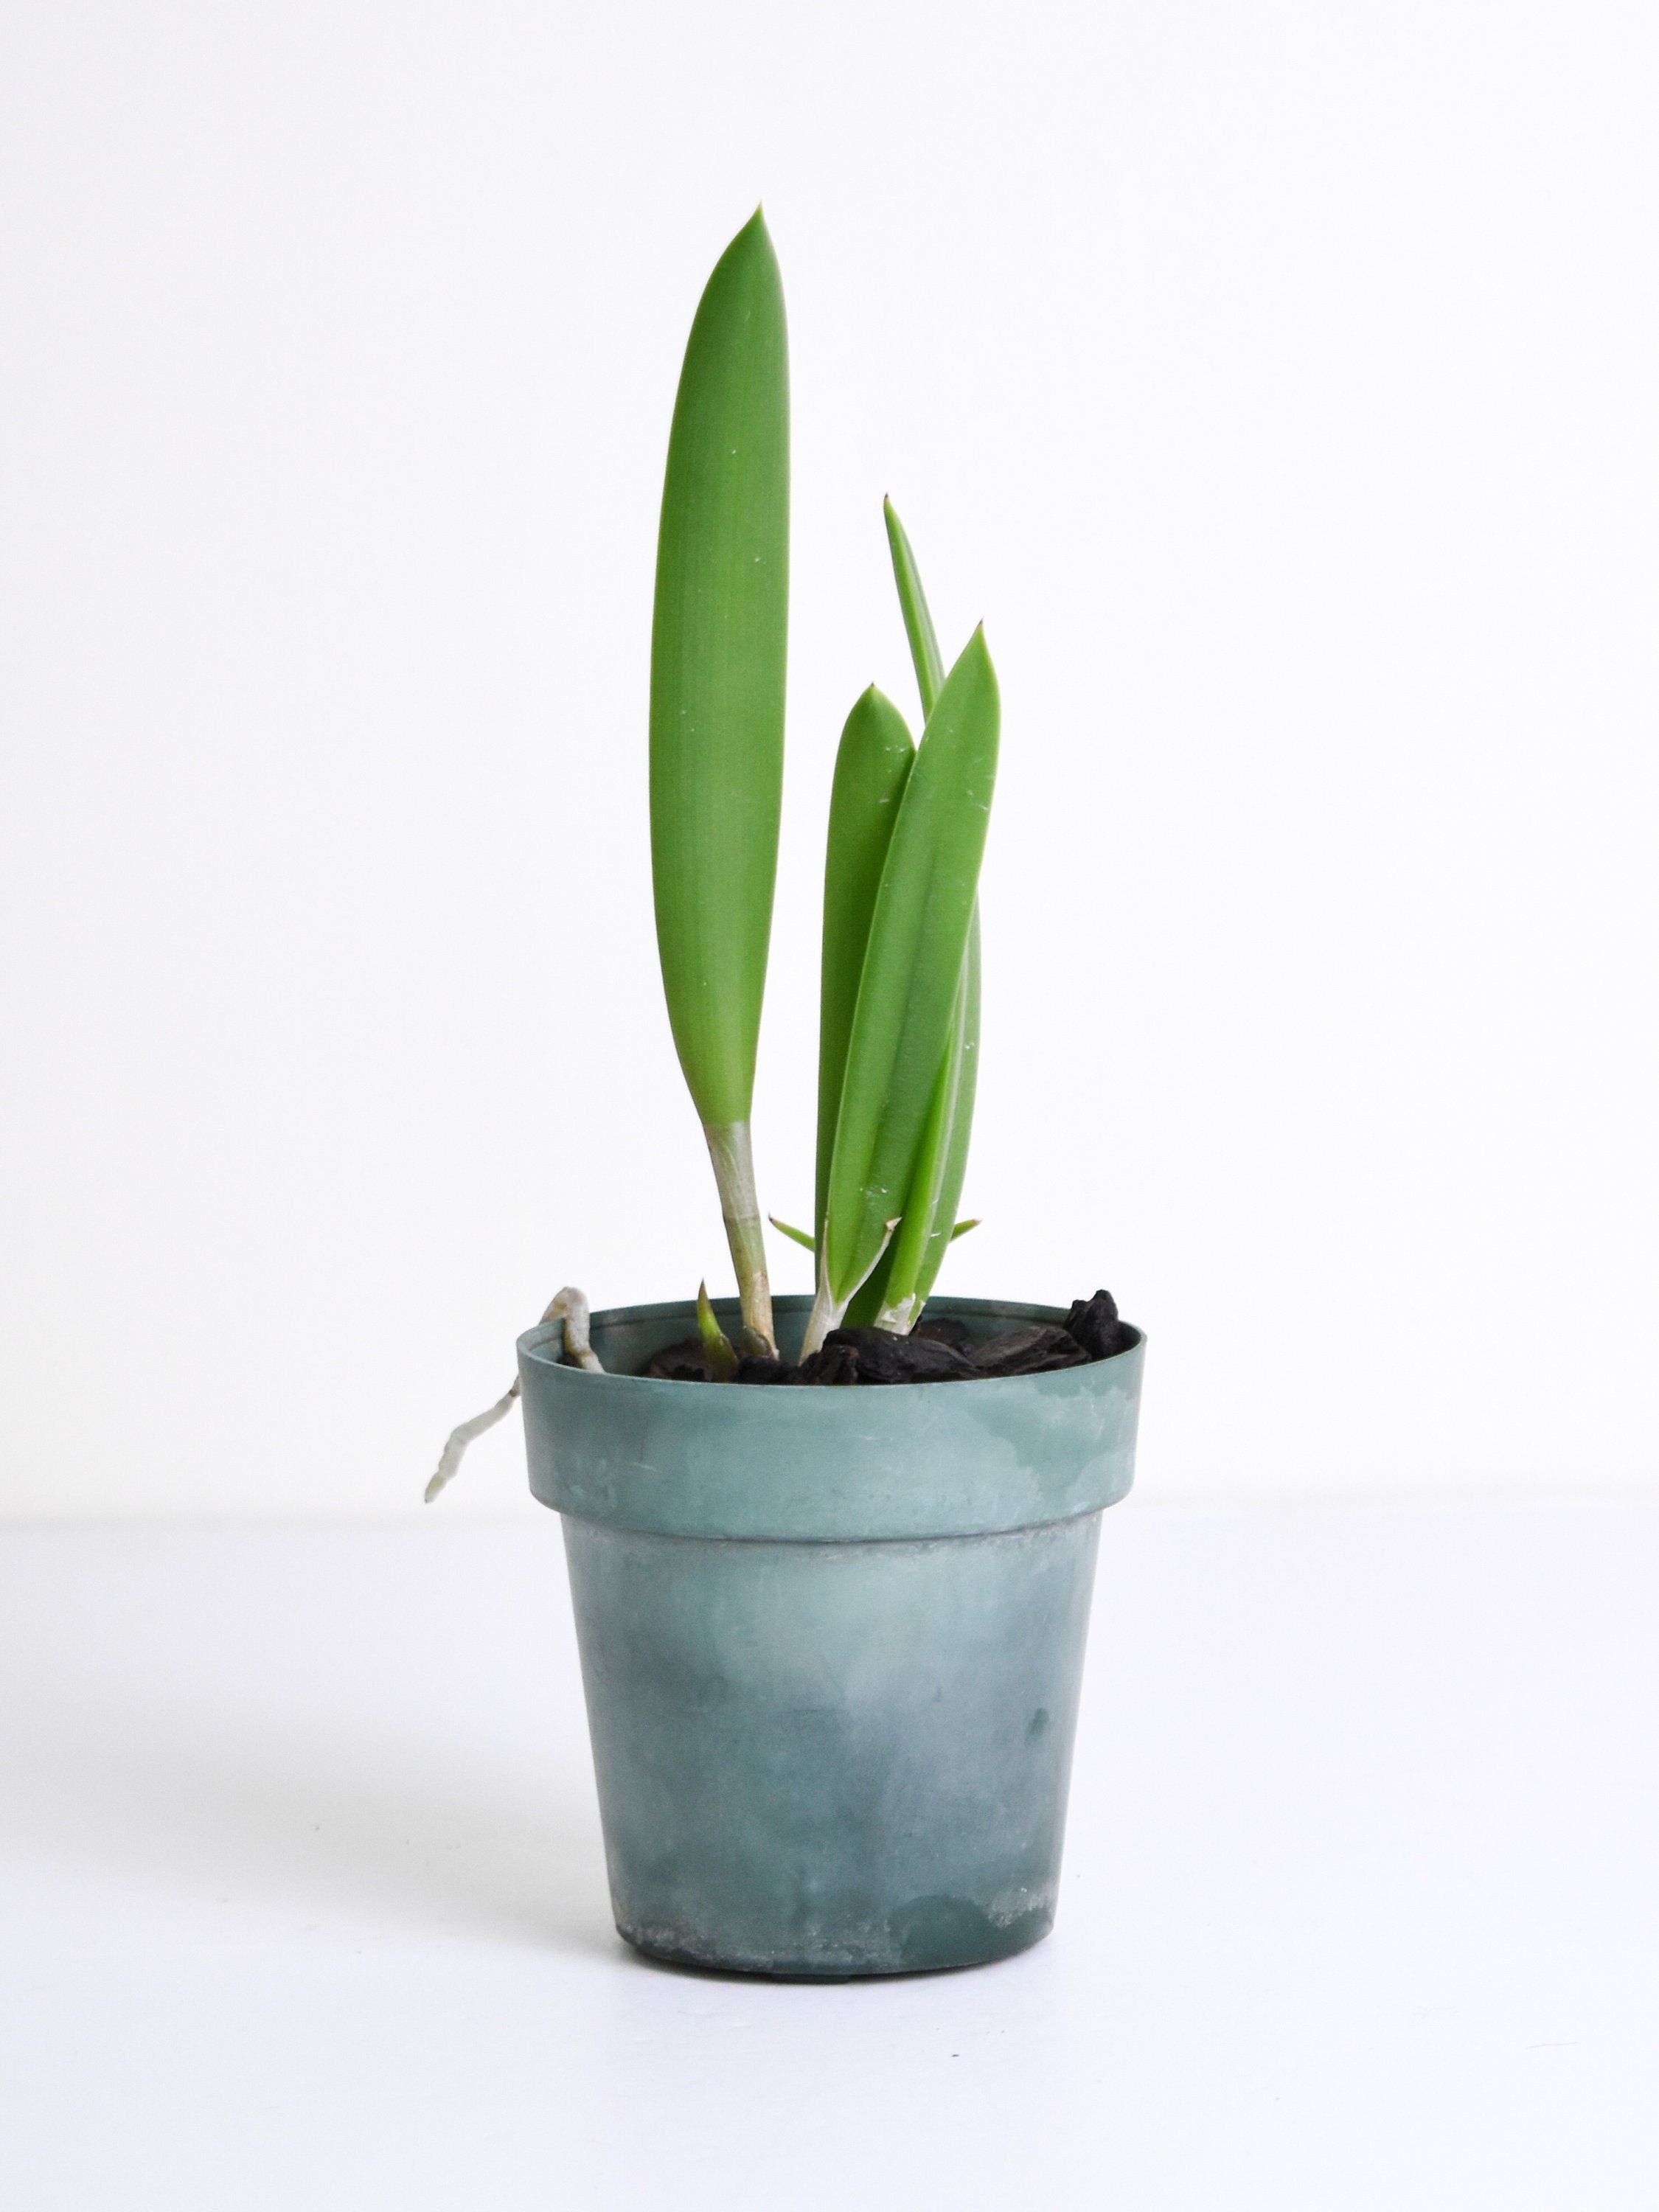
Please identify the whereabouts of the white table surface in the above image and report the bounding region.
[2,1499,1653,2210]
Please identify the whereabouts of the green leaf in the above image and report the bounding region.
[815,686,915,1245]
[883,498,946,718]
[842,922,978,1332]
[869,500,983,1329]
[841,1226,895,1329]
[820,627,1000,1310]
[695,1280,738,1381]
[872,909,980,1329]
[649,209,789,1132]
[768,1215,816,1252]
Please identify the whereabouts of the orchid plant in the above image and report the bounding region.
[653,209,998,1366]
[428,209,998,1494]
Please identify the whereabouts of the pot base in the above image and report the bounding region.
[619,1898,1054,1980]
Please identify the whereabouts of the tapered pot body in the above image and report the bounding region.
[520,1295,1144,1978]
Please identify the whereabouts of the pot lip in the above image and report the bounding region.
[518,1293,1144,1540]
[519,1291,1144,1395]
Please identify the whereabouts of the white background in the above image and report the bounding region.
[4,0,1656,1519]
[6,1506,1655,2210]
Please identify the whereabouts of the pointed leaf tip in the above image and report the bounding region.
[768,1215,816,1251]
[883,499,947,719]
[695,1279,739,1380]
[737,204,771,248]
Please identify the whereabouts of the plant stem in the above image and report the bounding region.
[703,1120,776,1354]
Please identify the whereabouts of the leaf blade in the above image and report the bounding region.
[695,1280,739,1381]
[872,907,981,1328]
[815,685,915,1245]
[649,210,789,1130]
[883,498,946,719]
[821,627,1000,1309]
[872,497,984,1329]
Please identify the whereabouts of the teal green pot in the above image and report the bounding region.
[519,1294,1144,1979]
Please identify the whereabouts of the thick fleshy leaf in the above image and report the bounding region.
[649,209,789,1130]
[883,497,945,716]
[841,1217,896,1329]
[821,627,999,1308]
[849,505,982,1330]
[815,685,914,1244]
[872,908,981,1328]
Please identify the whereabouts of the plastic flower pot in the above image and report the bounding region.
[519,1293,1144,1978]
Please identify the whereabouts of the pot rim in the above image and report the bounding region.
[519,1291,1144,1394]
[517,1294,1146,1543]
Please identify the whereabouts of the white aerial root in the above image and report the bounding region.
[424,1287,602,1503]
[543,1285,604,1374]
[424,1384,519,1503]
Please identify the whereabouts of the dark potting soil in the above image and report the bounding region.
[636,1289,1136,1386]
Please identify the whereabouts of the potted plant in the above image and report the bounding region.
[430,211,1146,1978]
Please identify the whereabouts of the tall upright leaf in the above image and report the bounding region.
[859,909,980,1330]
[849,500,983,1334]
[807,627,999,1348]
[649,209,788,1348]
[815,686,915,1245]
[883,497,945,714]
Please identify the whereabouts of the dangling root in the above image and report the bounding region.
[424,1385,519,1503]
[424,1287,602,1503]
